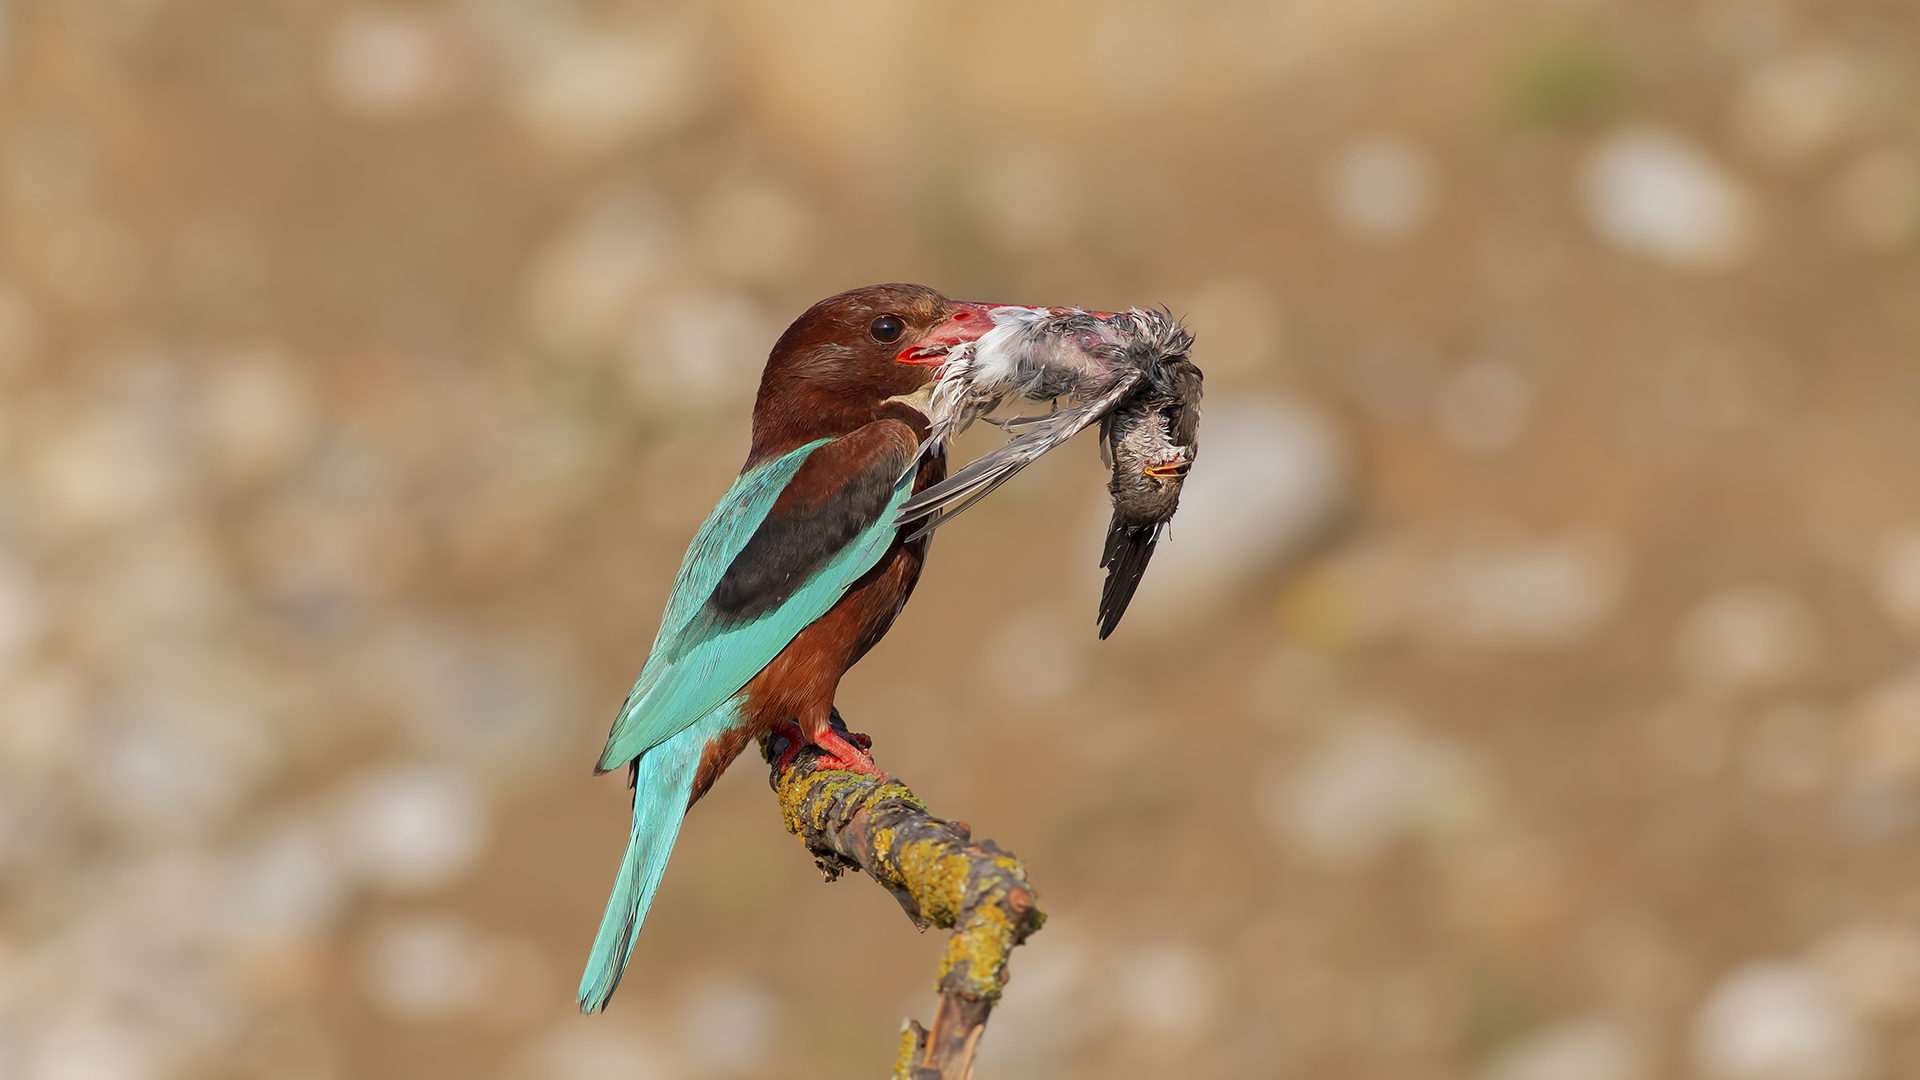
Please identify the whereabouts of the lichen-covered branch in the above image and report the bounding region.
[760,709,1045,1080]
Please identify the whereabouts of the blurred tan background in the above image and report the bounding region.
[2,0,1919,1078]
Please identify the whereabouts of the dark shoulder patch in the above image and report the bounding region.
[706,422,916,622]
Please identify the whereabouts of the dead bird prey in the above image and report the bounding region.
[1097,355,1202,637]
[895,306,1202,635]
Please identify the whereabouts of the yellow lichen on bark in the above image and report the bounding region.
[761,716,1044,1079]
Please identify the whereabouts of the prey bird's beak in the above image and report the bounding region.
[896,301,1002,365]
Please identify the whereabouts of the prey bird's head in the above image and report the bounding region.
[748,283,1002,462]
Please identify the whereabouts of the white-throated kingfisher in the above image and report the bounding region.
[579,283,1035,1011]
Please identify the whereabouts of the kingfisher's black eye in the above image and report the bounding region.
[870,315,905,344]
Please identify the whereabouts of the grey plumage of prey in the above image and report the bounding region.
[1096,353,1202,637]
[894,305,1202,636]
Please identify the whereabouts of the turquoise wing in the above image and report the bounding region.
[647,439,828,660]
[596,438,915,770]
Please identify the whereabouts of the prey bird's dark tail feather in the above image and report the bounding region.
[1097,519,1159,639]
[898,372,1145,539]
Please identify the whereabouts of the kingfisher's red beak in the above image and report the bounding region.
[896,301,1001,365]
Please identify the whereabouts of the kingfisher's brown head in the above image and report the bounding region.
[747,283,996,464]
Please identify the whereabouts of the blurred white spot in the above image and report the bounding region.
[1807,923,1920,1023]
[526,193,676,355]
[1321,531,1628,652]
[361,914,553,1025]
[0,282,40,374]
[1091,8,1185,104]
[502,25,701,154]
[196,348,318,485]
[107,847,227,938]
[1170,277,1284,379]
[693,181,812,284]
[1432,361,1533,454]
[1691,961,1872,1080]
[973,145,1083,254]
[516,1022,679,1080]
[981,608,1086,704]
[1672,585,1819,695]
[87,693,269,841]
[1581,128,1758,271]
[1731,47,1868,167]
[222,820,347,943]
[72,523,234,652]
[323,8,470,119]
[1417,532,1627,650]
[1479,1018,1648,1080]
[25,1012,160,1080]
[26,405,184,533]
[1114,398,1346,633]
[331,763,489,893]
[1112,941,1220,1043]
[1827,150,1917,251]
[622,289,772,409]
[679,973,778,1073]
[357,916,488,1021]
[1263,710,1489,867]
[1326,135,1439,241]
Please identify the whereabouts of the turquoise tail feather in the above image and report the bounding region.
[577,700,743,1013]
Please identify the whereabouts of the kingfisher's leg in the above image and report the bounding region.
[770,720,808,774]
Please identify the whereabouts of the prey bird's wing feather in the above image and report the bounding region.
[992,411,1060,433]
[596,423,919,770]
[897,371,1144,537]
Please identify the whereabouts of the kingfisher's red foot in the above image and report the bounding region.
[811,725,886,777]
[769,721,885,778]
